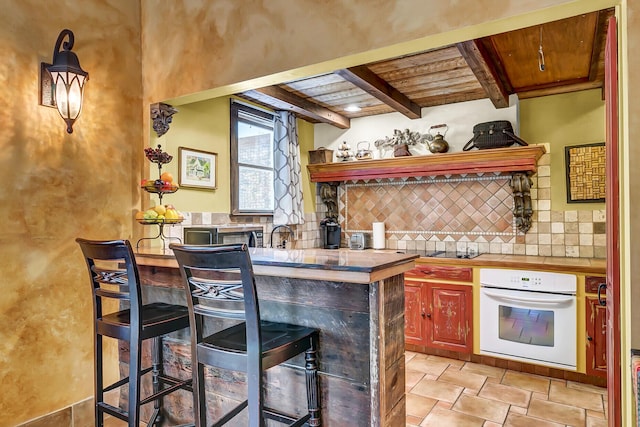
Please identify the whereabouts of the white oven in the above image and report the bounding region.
[479,268,577,370]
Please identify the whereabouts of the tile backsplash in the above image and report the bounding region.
[159,153,604,258]
[319,151,605,258]
[160,212,321,249]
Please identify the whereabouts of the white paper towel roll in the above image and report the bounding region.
[372,222,386,249]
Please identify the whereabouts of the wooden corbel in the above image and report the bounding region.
[510,172,533,233]
[319,183,338,219]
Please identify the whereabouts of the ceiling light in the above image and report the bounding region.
[344,105,362,112]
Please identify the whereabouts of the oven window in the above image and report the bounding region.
[498,305,554,347]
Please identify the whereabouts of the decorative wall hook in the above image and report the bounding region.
[150,103,178,137]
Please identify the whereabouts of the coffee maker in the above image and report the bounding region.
[320,217,341,249]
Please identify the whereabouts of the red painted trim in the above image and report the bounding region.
[605,15,621,427]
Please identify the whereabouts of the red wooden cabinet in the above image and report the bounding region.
[427,282,473,352]
[404,279,428,346]
[404,276,473,353]
[586,295,607,378]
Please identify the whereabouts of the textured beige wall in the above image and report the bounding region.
[140,0,611,105]
[0,1,142,425]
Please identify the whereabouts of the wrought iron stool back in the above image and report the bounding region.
[170,243,321,427]
[76,238,191,427]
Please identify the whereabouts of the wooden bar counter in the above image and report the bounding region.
[134,248,418,426]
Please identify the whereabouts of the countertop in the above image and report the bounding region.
[398,250,606,275]
[134,247,605,278]
[135,247,419,284]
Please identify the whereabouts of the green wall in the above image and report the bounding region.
[519,89,605,211]
[148,97,316,216]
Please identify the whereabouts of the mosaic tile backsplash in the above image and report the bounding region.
[322,152,605,258]
[161,153,604,258]
[342,175,515,241]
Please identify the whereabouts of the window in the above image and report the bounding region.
[230,101,275,215]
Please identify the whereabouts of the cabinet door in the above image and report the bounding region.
[586,296,607,377]
[426,282,473,353]
[404,280,428,346]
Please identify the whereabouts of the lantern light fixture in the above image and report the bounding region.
[40,29,88,133]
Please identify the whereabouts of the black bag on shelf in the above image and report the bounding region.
[462,120,528,151]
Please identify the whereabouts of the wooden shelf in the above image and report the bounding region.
[307,145,546,182]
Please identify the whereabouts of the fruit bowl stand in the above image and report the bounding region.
[137,145,184,250]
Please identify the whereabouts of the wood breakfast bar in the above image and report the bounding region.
[133,248,418,426]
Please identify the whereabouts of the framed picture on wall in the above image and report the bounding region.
[178,147,217,190]
[564,142,606,203]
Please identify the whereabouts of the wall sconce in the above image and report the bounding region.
[40,29,88,133]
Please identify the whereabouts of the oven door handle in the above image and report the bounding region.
[482,290,574,305]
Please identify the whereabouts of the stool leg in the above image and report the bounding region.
[305,336,321,427]
[147,336,163,426]
[129,333,142,427]
[95,334,104,427]
[193,361,207,427]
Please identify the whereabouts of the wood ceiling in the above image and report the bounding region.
[239,9,613,129]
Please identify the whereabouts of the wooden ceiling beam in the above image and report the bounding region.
[335,66,422,119]
[242,86,350,129]
[457,40,510,108]
[589,9,611,82]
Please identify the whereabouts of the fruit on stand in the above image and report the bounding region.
[153,204,166,216]
[160,172,173,183]
[140,178,178,192]
[136,205,184,224]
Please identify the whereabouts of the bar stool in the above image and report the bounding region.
[170,243,321,427]
[76,238,192,427]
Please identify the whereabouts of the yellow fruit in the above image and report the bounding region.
[143,209,158,220]
[165,209,178,220]
[160,172,174,183]
[153,205,167,215]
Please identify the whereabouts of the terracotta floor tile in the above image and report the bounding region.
[548,381,604,412]
[406,357,450,376]
[427,355,465,368]
[419,406,485,427]
[412,378,464,403]
[460,361,506,380]
[501,371,550,394]
[478,381,531,407]
[586,415,608,427]
[406,414,422,426]
[508,406,527,415]
[435,400,453,410]
[451,394,509,424]
[527,398,586,426]
[405,369,427,389]
[406,351,418,363]
[586,409,606,419]
[567,380,607,396]
[503,412,564,427]
[405,355,607,427]
[532,391,549,401]
[438,368,487,391]
[406,393,437,418]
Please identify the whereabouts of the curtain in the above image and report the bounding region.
[273,111,304,225]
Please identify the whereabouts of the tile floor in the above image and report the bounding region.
[405,351,608,427]
[102,352,608,427]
